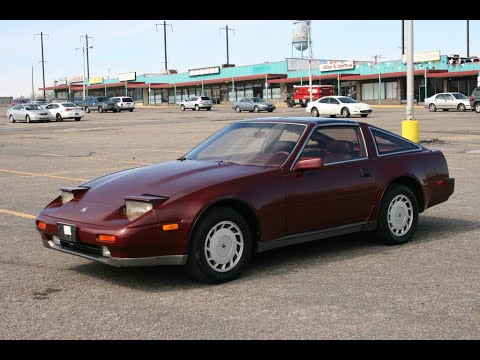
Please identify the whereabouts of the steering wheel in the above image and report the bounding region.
[267,151,290,165]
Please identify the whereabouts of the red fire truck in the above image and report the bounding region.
[286,85,334,107]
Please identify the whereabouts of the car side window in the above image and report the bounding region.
[371,127,421,156]
[13,105,21,110]
[435,94,444,100]
[329,98,340,104]
[445,94,454,101]
[318,98,329,104]
[300,126,367,165]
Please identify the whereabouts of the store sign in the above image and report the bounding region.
[189,66,220,77]
[319,60,354,72]
[402,50,441,63]
[68,75,83,83]
[88,76,103,85]
[119,72,136,81]
[56,79,67,86]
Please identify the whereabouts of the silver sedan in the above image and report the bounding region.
[7,104,51,123]
[232,97,276,113]
[424,92,471,112]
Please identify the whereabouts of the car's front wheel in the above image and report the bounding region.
[55,113,63,122]
[195,104,200,111]
[475,103,480,113]
[26,115,31,123]
[180,104,185,111]
[74,117,81,121]
[375,184,418,245]
[360,114,368,118]
[429,103,437,112]
[99,106,104,113]
[9,115,15,123]
[457,103,466,112]
[235,106,241,113]
[311,107,319,117]
[85,106,90,113]
[186,207,252,284]
[254,106,260,113]
[341,107,350,118]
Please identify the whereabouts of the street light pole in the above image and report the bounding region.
[75,47,86,99]
[81,34,93,79]
[467,20,470,58]
[155,21,173,72]
[220,25,235,65]
[34,32,48,100]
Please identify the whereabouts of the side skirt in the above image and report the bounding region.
[256,221,377,253]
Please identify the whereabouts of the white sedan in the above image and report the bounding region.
[306,96,373,118]
[423,92,471,112]
[45,102,85,121]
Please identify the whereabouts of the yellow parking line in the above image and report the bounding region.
[0,169,87,181]
[0,209,36,220]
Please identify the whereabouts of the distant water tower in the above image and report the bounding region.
[292,20,310,58]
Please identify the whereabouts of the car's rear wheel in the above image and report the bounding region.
[287,99,294,107]
[311,107,319,117]
[186,207,252,284]
[341,107,350,118]
[85,106,90,113]
[254,106,260,113]
[329,115,336,118]
[360,114,368,118]
[56,113,63,122]
[206,108,211,111]
[195,104,200,111]
[9,115,15,123]
[26,115,31,123]
[474,103,480,113]
[180,105,185,111]
[457,103,466,112]
[375,184,418,245]
[429,103,437,112]
[99,106,104,113]
[235,106,241,113]
[74,117,81,121]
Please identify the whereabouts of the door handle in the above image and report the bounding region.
[361,168,373,177]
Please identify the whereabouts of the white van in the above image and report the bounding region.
[110,97,135,112]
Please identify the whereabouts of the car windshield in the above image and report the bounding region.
[251,98,266,103]
[452,93,467,99]
[337,97,357,103]
[184,122,306,166]
[24,105,42,110]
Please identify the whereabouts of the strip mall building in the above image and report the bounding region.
[42,51,480,105]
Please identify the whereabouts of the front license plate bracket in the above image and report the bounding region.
[57,223,78,243]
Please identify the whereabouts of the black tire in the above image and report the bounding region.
[195,104,200,111]
[341,107,351,118]
[475,103,480,113]
[301,103,308,107]
[442,109,449,111]
[186,207,252,284]
[375,184,418,245]
[206,107,211,111]
[267,110,273,112]
[26,115,31,123]
[287,99,294,107]
[311,107,319,117]
[457,103,466,112]
[428,103,437,112]
[74,117,81,121]
[129,109,133,112]
[180,105,185,111]
[360,114,368,118]
[9,115,15,123]
[99,106,104,113]
[329,115,336,118]
[85,106,90,113]
[235,106,241,113]
[55,113,63,122]
[254,106,260,113]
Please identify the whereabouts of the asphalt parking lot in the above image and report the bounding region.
[0,104,479,339]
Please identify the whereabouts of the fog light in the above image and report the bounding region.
[52,236,61,245]
[101,246,111,257]
[37,221,47,230]
[97,234,116,243]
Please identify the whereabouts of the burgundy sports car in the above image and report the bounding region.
[36,118,455,283]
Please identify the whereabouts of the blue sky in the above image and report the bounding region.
[1,20,478,97]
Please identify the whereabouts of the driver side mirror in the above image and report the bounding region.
[293,158,324,171]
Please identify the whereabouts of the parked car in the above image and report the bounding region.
[306,96,372,118]
[232,97,276,113]
[110,97,135,112]
[469,87,480,112]
[35,117,454,284]
[44,102,85,121]
[76,96,109,113]
[98,98,120,113]
[179,96,213,111]
[11,98,31,106]
[424,92,470,112]
[7,103,51,123]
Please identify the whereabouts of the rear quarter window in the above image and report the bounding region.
[371,128,421,156]
[122,98,134,102]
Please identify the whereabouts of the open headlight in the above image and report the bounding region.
[60,187,89,204]
[125,200,153,222]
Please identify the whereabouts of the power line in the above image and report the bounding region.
[34,32,48,100]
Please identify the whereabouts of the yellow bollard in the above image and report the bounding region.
[402,120,420,143]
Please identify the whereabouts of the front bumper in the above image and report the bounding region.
[351,108,372,115]
[42,239,187,266]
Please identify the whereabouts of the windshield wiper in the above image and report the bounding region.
[178,156,190,161]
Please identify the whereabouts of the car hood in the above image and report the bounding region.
[80,160,273,205]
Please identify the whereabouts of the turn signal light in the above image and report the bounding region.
[97,234,116,243]
[37,221,47,230]
[162,224,179,231]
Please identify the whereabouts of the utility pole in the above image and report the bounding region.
[81,34,93,79]
[156,21,173,72]
[307,20,313,102]
[401,20,405,56]
[220,25,235,65]
[467,20,470,58]
[31,66,35,99]
[34,31,48,100]
[372,54,382,64]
